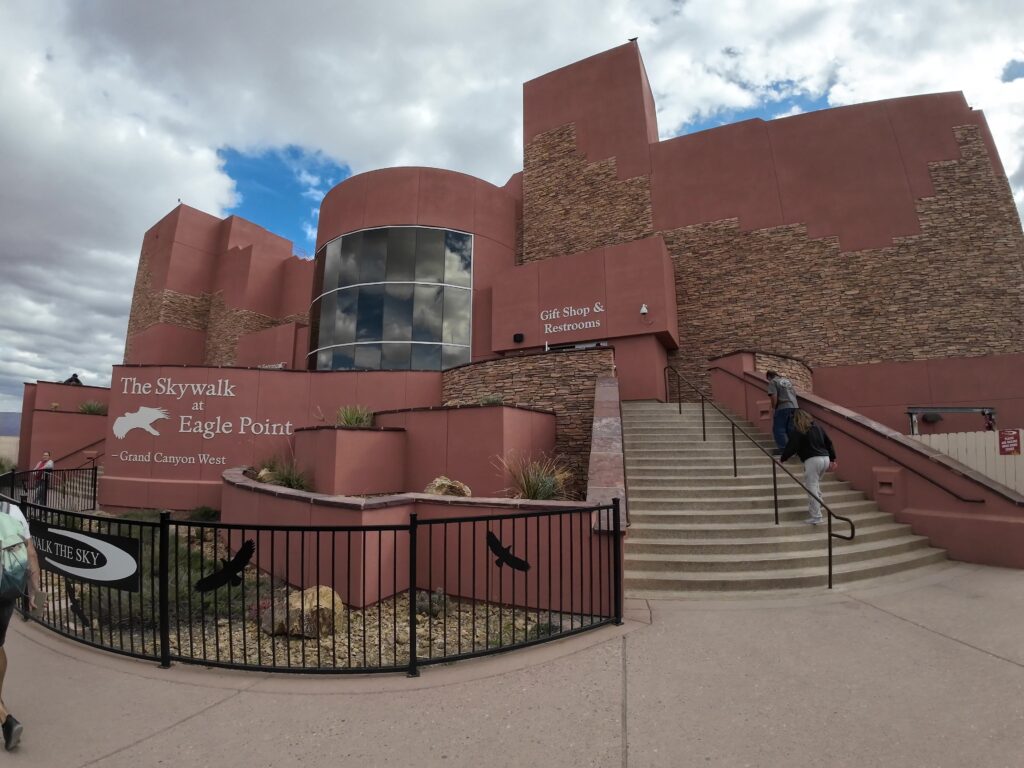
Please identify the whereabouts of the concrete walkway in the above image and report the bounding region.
[5,561,1023,767]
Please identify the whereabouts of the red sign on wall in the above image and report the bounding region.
[999,429,1021,456]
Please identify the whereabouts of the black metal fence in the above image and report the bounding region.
[11,493,622,675]
[3,468,98,514]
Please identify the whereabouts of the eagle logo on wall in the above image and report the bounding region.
[113,406,170,439]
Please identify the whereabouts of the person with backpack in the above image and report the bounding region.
[766,371,799,453]
[778,409,838,525]
[0,498,39,751]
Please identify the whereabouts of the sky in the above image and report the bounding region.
[0,0,1022,411]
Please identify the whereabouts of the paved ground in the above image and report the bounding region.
[5,561,1023,767]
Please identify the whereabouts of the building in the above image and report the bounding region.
[18,43,1024,545]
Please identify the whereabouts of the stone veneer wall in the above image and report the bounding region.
[124,251,308,365]
[521,124,653,264]
[753,353,814,392]
[441,348,616,493]
[663,125,1024,394]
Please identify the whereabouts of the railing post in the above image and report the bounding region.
[158,511,171,668]
[90,465,98,510]
[407,513,419,677]
[827,513,834,590]
[700,396,706,441]
[612,499,623,626]
[772,461,779,526]
[731,424,738,477]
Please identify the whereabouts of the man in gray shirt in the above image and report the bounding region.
[766,371,798,452]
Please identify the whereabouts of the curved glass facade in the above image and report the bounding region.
[309,226,472,371]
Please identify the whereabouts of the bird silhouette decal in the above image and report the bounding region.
[112,406,170,439]
[486,531,531,572]
[193,539,256,592]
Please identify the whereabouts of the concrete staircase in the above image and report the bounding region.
[622,401,946,596]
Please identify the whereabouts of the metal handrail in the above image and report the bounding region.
[52,437,105,466]
[663,365,855,589]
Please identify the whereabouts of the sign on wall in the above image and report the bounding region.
[540,302,605,336]
[999,429,1021,456]
[29,520,141,591]
[113,375,293,467]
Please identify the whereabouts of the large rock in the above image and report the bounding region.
[424,476,472,497]
[260,586,346,638]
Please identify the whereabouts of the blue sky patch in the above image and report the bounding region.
[219,146,349,257]
[1002,60,1024,83]
[679,93,831,136]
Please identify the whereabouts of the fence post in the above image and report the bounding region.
[90,465,98,510]
[407,513,419,677]
[18,491,30,622]
[158,511,171,668]
[612,498,623,626]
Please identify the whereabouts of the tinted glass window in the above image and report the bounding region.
[322,239,342,294]
[358,229,387,283]
[353,343,381,370]
[311,226,471,371]
[383,283,413,342]
[386,228,416,282]
[355,284,384,342]
[411,344,442,371]
[338,232,361,288]
[443,287,471,345]
[444,231,472,287]
[415,228,445,283]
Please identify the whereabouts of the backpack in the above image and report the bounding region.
[0,502,29,602]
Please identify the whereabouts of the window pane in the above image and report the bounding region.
[412,285,443,342]
[382,283,413,342]
[415,228,445,283]
[358,228,387,283]
[411,344,442,371]
[312,246,327,297]
[442,286,471,345]
[356,284,384,342]
[338,232,361,288]
[316,293,337,349]
[322,239,342,293]
[334,288,358,345]
[386,228,416,282]
[316,349,332,370]
[308,296,322,353]
[332,346,355,370]
[381,343,411,371]
[353,343,381,370]
[442,345,470,370]
[444,231,472,287]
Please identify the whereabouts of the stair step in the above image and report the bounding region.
[629,490,865,511]
[625,510,894,539]
[623,549,948,593]
[624,523,917,554]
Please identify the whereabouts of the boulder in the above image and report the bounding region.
[260,586,346,638]
[423,476,472,497]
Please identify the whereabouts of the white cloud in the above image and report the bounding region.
[0,0,1022,411]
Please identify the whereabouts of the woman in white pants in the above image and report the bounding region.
[778,410,837,524]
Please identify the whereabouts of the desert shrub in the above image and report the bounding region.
[335,405,374,427]
[478,394,504,406]
[256,456,310,491]
[414,588,447,618]
[498,453,575,500]
[189,505,220,522]
[79,400,108,416]
[423,476,472,497]
[0,457,15,475]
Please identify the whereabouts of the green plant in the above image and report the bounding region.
[335,404,374,427]
[0,457,15,475]
[498,453,575,500]
[478,394,504,406]
[257,455,310,491]
[189,505,220,522]
[78,400,108,416]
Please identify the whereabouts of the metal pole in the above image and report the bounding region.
[158,511,171,668]
[407,513,419,677]
[772,461,779,526]
[612,499,623,626]
[90,465,98,510]
[827,513,834,589]
[731,424,738,477]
